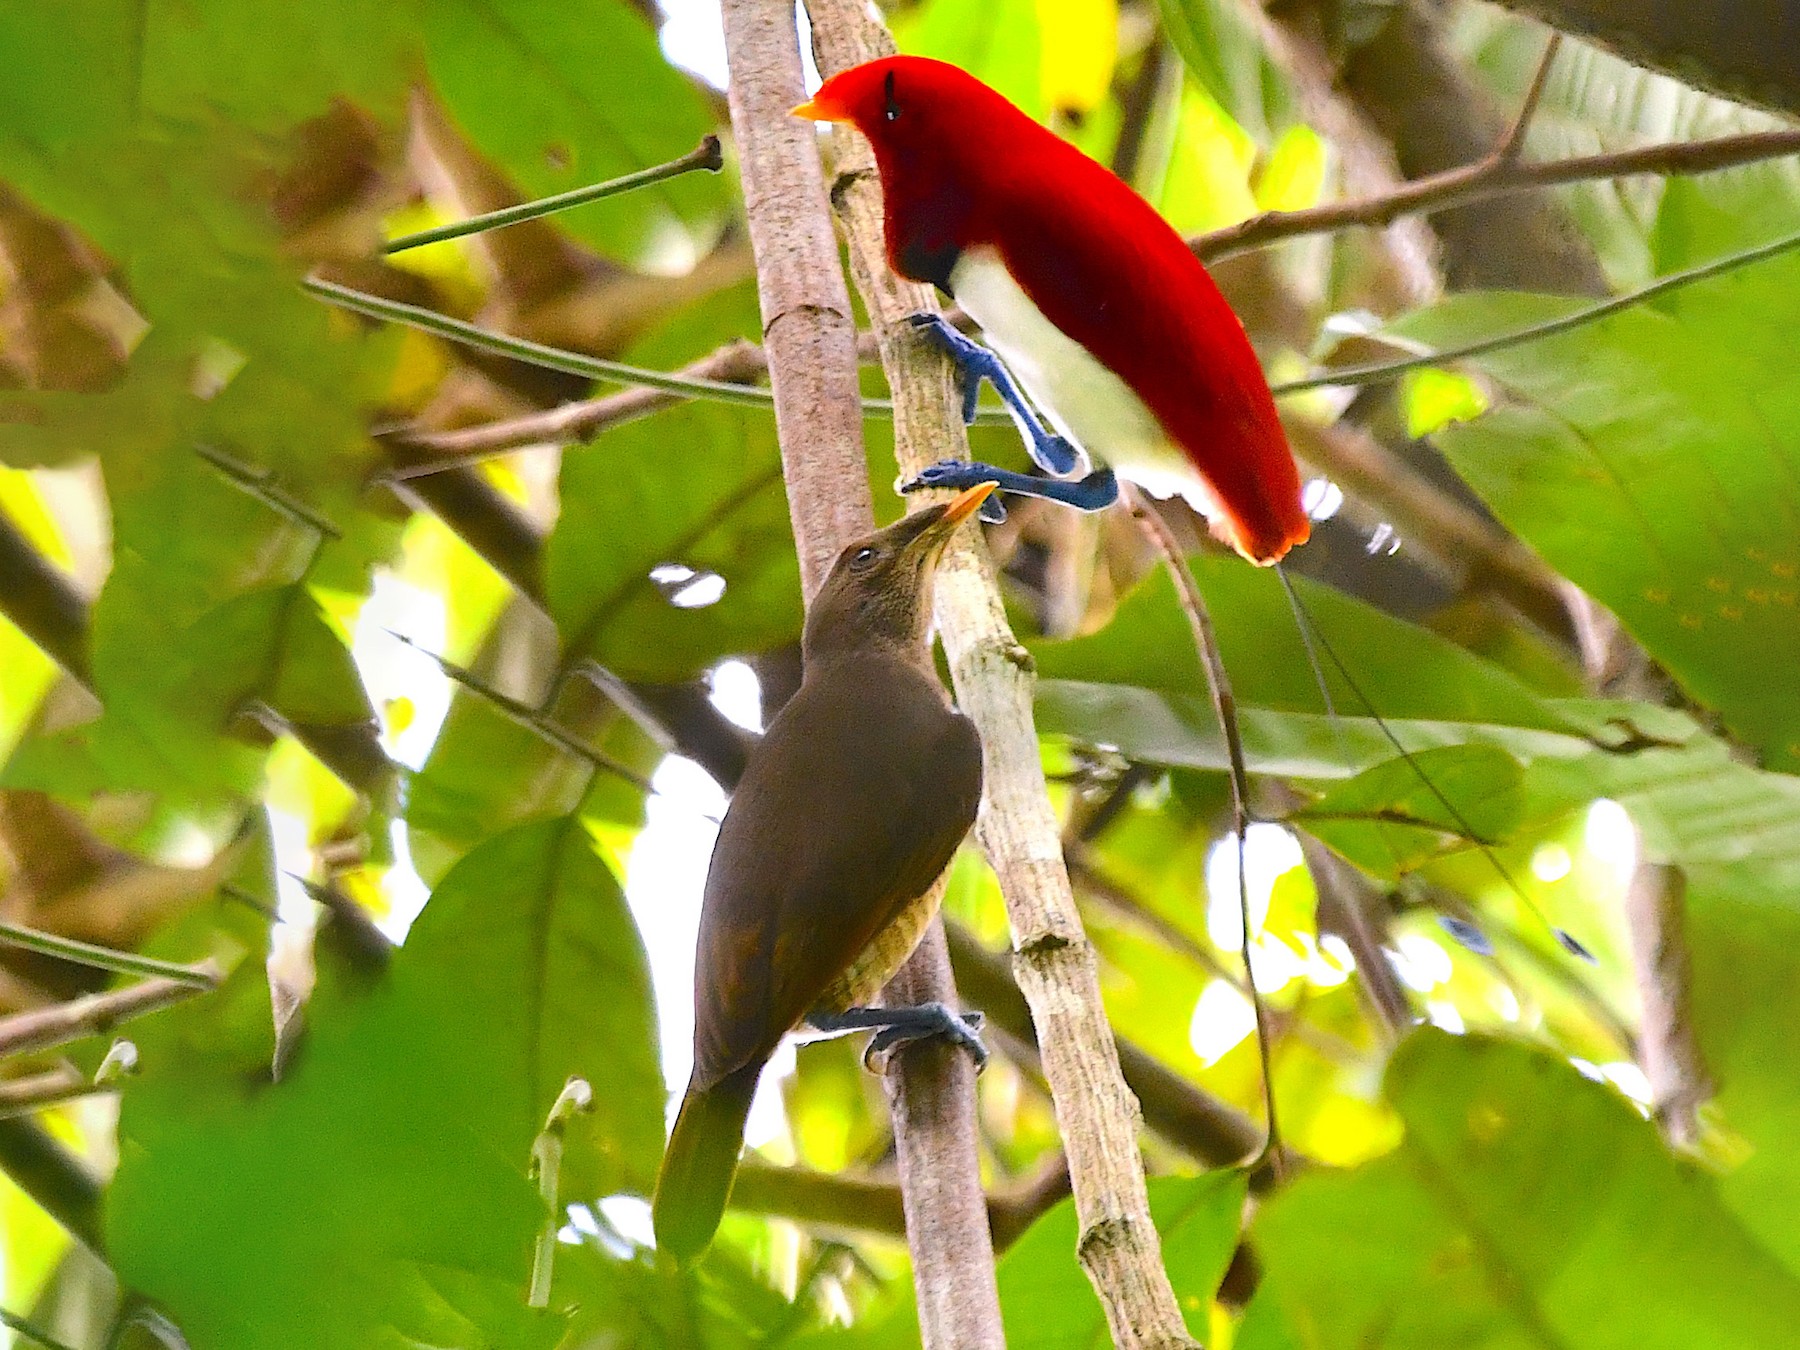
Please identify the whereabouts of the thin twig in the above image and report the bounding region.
[304,276,798,411]
[382,136,723,254]
[1125,488,1284,1182]
[0,1307,81,1350]
[0,924,219,988]
[380,338,767,474]
[0,971,217,1061]
[387,633,660,797]
[1272,223,1800,395]
[307,275,947,426]
[194,443,343,539]
[1492,34,1562,164]
[1195,125,1800,261]
[0,1071,114,1121]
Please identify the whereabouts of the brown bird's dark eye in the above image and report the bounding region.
[853,545,879,566]
[883,70,900,122]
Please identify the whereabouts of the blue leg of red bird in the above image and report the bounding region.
[806,1004,988,1070]
[905,312,1081,477]
[903,461,1120,514]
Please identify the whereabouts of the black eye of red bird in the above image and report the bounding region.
[883,70,901,122]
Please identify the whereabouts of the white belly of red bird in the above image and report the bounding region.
[948,246,1215,510]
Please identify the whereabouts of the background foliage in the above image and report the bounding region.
[0,0,1796,1345]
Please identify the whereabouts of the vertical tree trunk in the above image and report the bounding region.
[804,6,1203,1345]
[718,1,1006,1343]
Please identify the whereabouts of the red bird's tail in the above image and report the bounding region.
[1217,491,1311,567]
[652,1062,760,1263]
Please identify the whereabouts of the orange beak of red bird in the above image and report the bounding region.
[792,91,851,124]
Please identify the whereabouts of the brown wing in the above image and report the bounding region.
[689,653,982,1089]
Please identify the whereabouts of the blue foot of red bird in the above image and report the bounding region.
[807,1003,989,1070]
[905,312,1081,477]
[903,460,1120,514]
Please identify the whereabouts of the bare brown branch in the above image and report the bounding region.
[732,1152,1069,1252]
[807,9,1198,1345]
[381,338,768,475]
[0,970,217,1062]
[943,923,1269,1179]
[721,0,1001,1343]
[1194,125,1800,262]
[0,508,93,689]
[1124,489,1282,1188]
[1625,862,1710,1144]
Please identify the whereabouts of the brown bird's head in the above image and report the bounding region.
[803,482,996,662]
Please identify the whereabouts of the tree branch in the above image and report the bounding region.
[1273,223,1800,395]
[1124,490,1282,1182]
[380,338,769,475]
[1279,416,1564,629]
[0,1118,102,1251]
[1625,858,1709,1144]
[806,10,1201,1347]
[0,972,215,1061]
[0,507,93,689]
[0,1069,110,1120]
[355,123,1800,474]
[720,2,1001,1346]
[731,1152,1070,1252]
[1490,34,1563,165]
[1193,126,1800,262]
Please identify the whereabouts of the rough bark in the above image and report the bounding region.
[720,0,1003,1343]
[805,7,1200,1344]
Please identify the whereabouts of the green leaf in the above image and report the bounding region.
[894,0,1045,121]
[1033,557,1583,782]
[1402,367,1488,439]
[1034,558,1569,727]
[999,1173,1245,1347]
[545,401,800,682]
[1150,0,1293,141]
[5,576,374,811]
[1686,864,1800,1276]
[1395,260,1800,770]
[109,816,661,1347]
[1300,745,1527,879]
[1244,1030,1800,1349]
[399,815,665,1199]
[423,0,724,262]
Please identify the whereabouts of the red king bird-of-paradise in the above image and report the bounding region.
[794,53,1313,564]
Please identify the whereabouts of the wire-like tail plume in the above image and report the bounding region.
[1274,563,1591,960]
[652,1062,760,1264]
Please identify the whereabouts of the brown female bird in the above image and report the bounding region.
[651,483,995,1263]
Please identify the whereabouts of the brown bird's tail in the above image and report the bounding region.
[652,1063,760,1263]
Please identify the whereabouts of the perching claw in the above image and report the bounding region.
[905,312,1082,477]
[903,460,1120,515]
[807,1003,989,1071]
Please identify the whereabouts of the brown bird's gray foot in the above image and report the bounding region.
[807,1003,989,1070]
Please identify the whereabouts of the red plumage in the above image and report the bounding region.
[802,55,1310,565]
